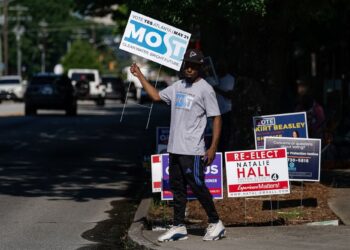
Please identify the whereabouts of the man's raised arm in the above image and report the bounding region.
[130,63,161,102]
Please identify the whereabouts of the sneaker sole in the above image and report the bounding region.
[203,229,226,241]
[158,236,188,242]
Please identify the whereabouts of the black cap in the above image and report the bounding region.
[183,49,204,64]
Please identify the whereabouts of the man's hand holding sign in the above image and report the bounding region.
[130,63,161,102]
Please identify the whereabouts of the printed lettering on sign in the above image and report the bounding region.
[253,112,308,149]
[120,11,191,71]
[161,153,224,200]
[225,148,290,198]
[264,137,321,181]
[256,117,276,126]
[156,127,170,154]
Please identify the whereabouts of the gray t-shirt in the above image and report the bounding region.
[159,78,220,155]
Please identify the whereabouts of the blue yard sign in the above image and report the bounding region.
[264,137,321,181]
[161,153,223,200]
[253,112,308,149]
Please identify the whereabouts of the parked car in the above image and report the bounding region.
[24,73,77,116]
[101,76,126,103]
[0,75,27,102]
[68,69,106,106]
[139,80,169,104]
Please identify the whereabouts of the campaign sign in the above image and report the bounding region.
[120,11,191,71]
[151,154,162,192]
[264,137,321,181]
[161,153,223,200]
[156,125,213,154]
[156,127,169,154]
[253,112,308,149]
[225,148,290,198]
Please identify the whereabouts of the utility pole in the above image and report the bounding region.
[2,0,8,75]
[13,25,24,75]
[11,4,28,76]
[38,19,48,73]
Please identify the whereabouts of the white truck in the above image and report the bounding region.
[0,75,27,102]
[68,69,106,106]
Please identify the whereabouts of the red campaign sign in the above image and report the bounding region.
[226,149,286,162]
[152,155,161,163]
[225,148,290,198]
[153,182,161,189]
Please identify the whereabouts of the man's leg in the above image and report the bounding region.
[169,154,188,226]
[158,154,188,242]
[179,155,219,223]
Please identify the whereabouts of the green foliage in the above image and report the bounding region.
[133,0,265,23]
[61,40,103,71]
[9,0,76,75]
[7,0,113,76]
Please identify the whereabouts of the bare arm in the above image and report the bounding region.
[205,115,222,166]
[130,63,161,102]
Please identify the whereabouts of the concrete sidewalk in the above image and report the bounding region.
[142,225,350,250]
[128,169,350,250]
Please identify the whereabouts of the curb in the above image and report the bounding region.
[328,188,350,225]
[127,195,159,249]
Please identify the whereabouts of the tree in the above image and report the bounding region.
[8,0,76,75]
[61,40,103,71]
[75,0,350,148]
[7,0,112,76]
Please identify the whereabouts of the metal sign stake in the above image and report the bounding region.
[145,65,162,129]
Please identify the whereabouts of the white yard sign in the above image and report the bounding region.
[119,11,191,71]
[225,148,290,198]
[151,154,162,192]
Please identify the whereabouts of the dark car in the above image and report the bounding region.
[101,76,126,103]
[139,80,169,104]
[24,73,77,116]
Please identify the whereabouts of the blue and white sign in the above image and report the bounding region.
[264,137,321,181]
[156,127,169,154]
[120,11,191,71]
[156,124,213,154]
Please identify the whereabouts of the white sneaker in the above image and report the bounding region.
[157,225,188,242]
[203,220,225,241]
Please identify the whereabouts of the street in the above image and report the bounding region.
[0,100,170,249]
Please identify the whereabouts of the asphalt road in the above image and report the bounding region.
[0,100,170,249]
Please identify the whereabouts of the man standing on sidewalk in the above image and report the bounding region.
[130,49,225,242]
